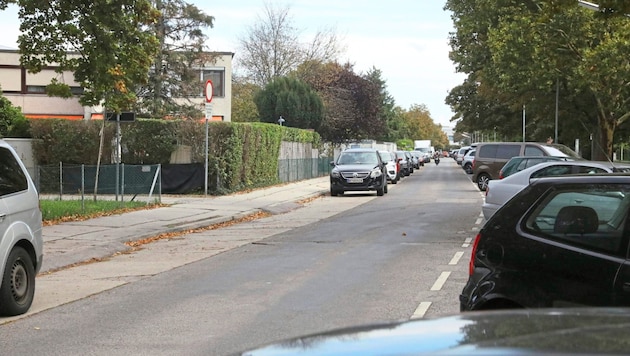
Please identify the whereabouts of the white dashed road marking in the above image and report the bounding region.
[411,302,432,319]
[448,251,464,265]
[430,271,451,291]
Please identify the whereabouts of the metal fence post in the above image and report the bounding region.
[59,161,63,200]
[81,164,85,212]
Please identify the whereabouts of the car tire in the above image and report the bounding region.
[377,184,385,196]
[476,173,491,191]
[392,176,398,184]
[0,246,36,316]
[384,181,388,194]
[463,163,472,174]
[404,168,410,177]
[330,187,338,196]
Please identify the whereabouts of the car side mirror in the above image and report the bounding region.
[330,161,336,167]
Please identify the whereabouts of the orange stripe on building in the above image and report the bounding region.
[26,114,84,120]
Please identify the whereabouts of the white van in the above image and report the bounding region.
[0,140,43,316]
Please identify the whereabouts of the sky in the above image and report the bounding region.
[0,0,466,127]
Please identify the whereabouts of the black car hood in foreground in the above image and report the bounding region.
[241,308,630,355]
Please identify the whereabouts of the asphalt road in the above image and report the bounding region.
[0,158,483,356]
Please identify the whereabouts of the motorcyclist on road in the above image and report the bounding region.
[433,151,440,165]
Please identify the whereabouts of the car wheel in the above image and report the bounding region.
[404,168,410,177]
[392,176,398,184]
[330,187,337,196]
[0,246,35,316]
[384,181,388,194]
[463,163,472,174]
[377,184,385,196]
[476,173,491,191]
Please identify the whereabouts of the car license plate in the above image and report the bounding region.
[347,178,363,183]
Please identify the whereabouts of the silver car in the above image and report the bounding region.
[0,140,43,316]
[482,160,630,220]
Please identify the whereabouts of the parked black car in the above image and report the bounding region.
[461,174,630,311]
[330,148,387,197]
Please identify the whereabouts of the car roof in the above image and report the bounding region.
[342,148,378,152]
[505,155,572,161]
[503,161,630,182]
[530,172,630,186]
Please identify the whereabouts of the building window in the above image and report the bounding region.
[26,85,47,94]
[26,85,84,95]
[201,69,224,98]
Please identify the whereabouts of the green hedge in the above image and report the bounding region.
[29,118,321,194]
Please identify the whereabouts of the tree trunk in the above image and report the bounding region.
[594,114,616,161]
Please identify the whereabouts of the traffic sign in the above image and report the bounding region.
[205,80,213,103]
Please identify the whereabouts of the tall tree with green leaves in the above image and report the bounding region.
[446,0,630,160]
[17,0,160,113]
[296,61,384,143]
[135,0,215,118]
[364,66,395,142]
[254,76,323,130]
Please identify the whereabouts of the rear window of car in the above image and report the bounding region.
[524,187,630,255]
[0,147,28,196]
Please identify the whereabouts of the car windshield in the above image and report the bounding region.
[338,152,378,165]
[379,152,392,162]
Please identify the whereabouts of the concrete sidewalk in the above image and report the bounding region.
[41,176,330,273]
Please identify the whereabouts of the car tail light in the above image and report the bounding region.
[499,170,504,179]
[469,233,481,276]
[472,159,476,169]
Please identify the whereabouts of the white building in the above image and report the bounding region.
[0,49,233,121]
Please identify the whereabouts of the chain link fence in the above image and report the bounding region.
[37,163,161,203]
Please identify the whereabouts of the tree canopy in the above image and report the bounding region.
[446,0,630,159]
[17,0,160,112]
[254,76,323,130]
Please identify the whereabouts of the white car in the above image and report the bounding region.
[0,140,43,316]
[378,150,399,184]
[482,160,630,220]
[462,149,475,174]
[455,146,472,165]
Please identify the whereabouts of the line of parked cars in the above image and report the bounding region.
[329,148,422,197]
[458,140,630,313]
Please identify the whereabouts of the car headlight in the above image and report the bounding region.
[370,168,382,178]
[331,170,340,178]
